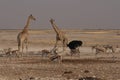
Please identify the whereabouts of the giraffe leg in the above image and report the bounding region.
[50,40,58,53]
[22,42,24,53]
[63,39,67,51]
[25,39,28,53]
[53,40,58,50]
[18,42,22,57]
[18,46,20,52]
[26,44,28,53]
[18,40,21,52]
[63,45,65,51]
[63,42,66,51]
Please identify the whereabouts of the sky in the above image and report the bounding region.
[0,0,120,29]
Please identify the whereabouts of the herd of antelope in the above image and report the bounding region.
[0,43,119,63]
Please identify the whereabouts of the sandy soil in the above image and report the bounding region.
[0,29,120,80]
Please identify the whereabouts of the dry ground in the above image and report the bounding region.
[0,29,120,80]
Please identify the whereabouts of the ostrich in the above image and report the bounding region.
[67,40,83,56]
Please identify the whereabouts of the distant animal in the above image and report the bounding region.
[11,50,19,57]
[50,18,68,51]
[41,49,50,57]
[91,44,98,53]
[49,48,62,63]
[49,55,62,63]
[103,45,116,53]
[67,40,83,49]
[17,14,36,53]
[5,48,19,57]
[67,40,83,56]
[93,45,115,59]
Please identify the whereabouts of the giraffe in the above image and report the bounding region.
[50,18,68,51]
[17,14,36,53]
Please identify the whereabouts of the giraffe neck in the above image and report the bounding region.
[23,16,31,32]
[22,26,28,33]
[51,22,61,35]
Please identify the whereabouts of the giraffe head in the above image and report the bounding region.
[50,18,55,24]
[29,14,36,21]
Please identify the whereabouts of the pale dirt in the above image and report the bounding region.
[0,29,120,80]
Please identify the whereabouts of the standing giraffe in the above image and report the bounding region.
[50,18,68,51]
[17,14,36,53]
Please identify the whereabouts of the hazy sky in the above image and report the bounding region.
[0,0,120,29]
